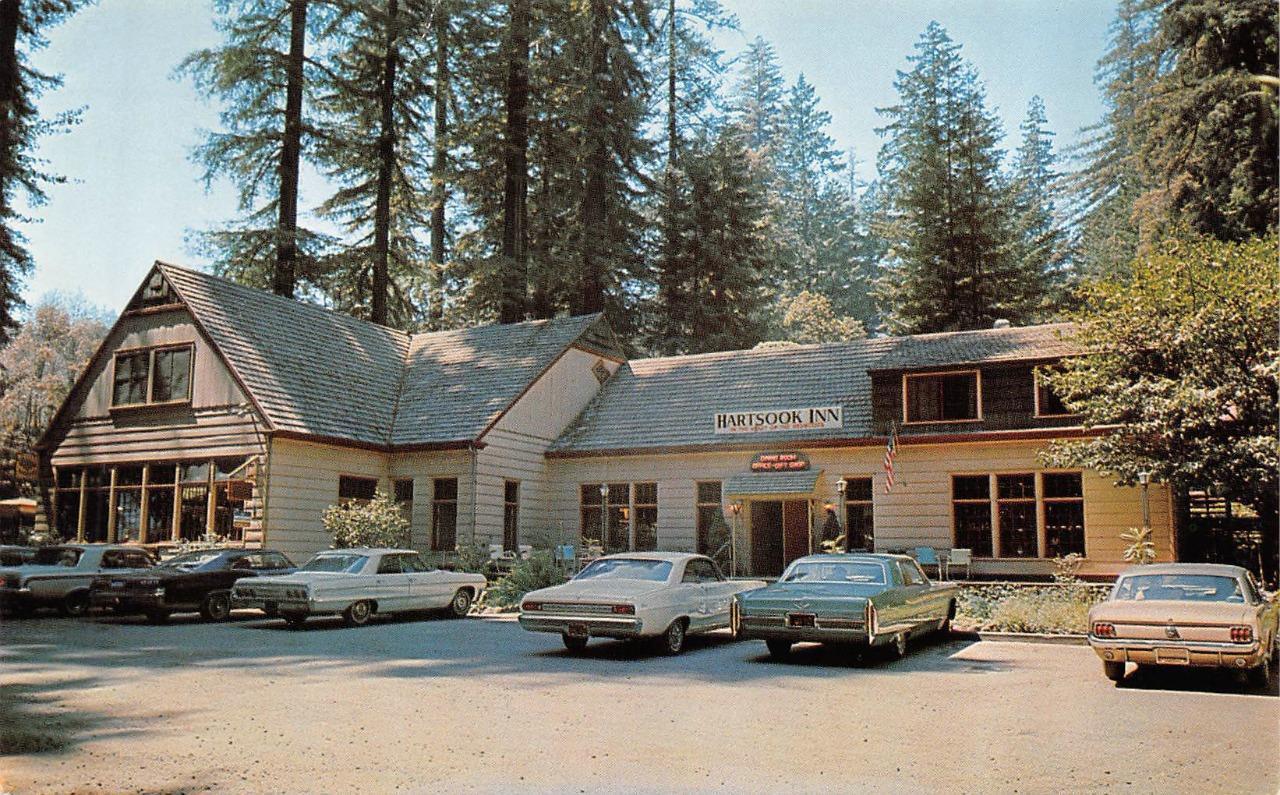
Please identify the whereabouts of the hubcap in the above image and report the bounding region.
[353,602,369,620]
[669,623,684,650]
[454,593,469,613]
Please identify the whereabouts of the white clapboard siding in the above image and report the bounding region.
[547,439,1174,575]
[51,408,263,466]
[262,437,389,561]
[388,450,473,551]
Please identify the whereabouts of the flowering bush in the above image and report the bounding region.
[323,492,409,549]
[955,581,1110,634]
[486,551,568,610]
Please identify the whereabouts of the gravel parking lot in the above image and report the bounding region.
[2,610,1277,794]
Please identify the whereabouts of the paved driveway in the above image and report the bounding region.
[2,611,1276,794]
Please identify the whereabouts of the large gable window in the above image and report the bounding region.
[111,344,194,408]
[1034,369,1074,417]
[904,371,980,423]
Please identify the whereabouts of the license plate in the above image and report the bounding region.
[565,622,589,638]
[787,613,816,628]
[111,580,124,589]
[1156,648,1190,665]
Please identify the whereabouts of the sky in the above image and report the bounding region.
[18,0,1116,315]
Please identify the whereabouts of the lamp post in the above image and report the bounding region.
[599,483,609,553]
[1137,471,1151,531]
[729,502,742,576]
[836,478,848,552]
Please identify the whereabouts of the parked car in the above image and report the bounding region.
[90,548,297,623]
[0,544,156,616]
[733,553,958,660]
[1087,563,1280,686]
[230,548,486,627]
[519,552,766,654]
[0,545,36,567]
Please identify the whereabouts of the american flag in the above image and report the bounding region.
[883,423,899,493]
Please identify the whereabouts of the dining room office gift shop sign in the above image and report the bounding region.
[713,406,843,434]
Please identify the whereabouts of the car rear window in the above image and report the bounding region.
[302,554,367,574]
[1113,574,1244,603]
[783,561,886,584]
[160,551,225,571]
[33,547,82,566]
[575,558,672,582]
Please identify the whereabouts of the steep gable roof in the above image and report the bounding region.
[156,262,603,449]
[551,324,1081,456]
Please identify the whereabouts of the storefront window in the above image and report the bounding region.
[633,482,657,551]
[695,481,723,556]
[580,483,630,552]
[843,477,874,551]
[997,474,1037,558]
[180,485,208,541]
[953,472,1086,558]
[432,478,458,552]
[1044,473,1085,557]
[952,475,993,556]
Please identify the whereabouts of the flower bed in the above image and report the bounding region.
[953,581,1111,635]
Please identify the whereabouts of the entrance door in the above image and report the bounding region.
[782,500,810,568]
[750,501,784,577]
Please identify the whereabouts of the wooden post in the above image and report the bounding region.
[170,466,181,542]
[205,459,217,540]
[76,469,87,542]
[139,464,150,544]
[106,467,118,543]
[50,465,58,539]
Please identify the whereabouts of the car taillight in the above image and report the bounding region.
[1230,626,1253,643]
[611,604,635,615]
[866,602,878,637]
[1092,622,1116,638]
[522,601,542,612]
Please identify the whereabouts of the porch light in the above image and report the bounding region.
[599,484,608,498]
[836,478,848,495]
[728,502,741,515]
[1137,471,1151,485]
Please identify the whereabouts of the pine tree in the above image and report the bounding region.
[0,0,86,343]
[497,0,529,324]
[874,22,1022,334]
[312,0,435,328]
[181,0,331,301]
[1008,96,1067,316]
[730,36,784,156]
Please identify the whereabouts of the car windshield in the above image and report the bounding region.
[1113,574,1244,603]
[574,558,672,582]
[783,561,886,585]
[301,554,367,574]
[33,547,82,567]
[159,551,226,571]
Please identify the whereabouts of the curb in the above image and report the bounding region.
[968,630,1087,646]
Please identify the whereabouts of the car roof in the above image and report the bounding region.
[596,551,702,563]
[789,553,905,565]
[1118,563,1249,578]
[314,547,417,555]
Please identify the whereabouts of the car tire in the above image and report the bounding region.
[765,639,792,660]
[1248,651,1272,688]
[145,609,170,625]
[447,589,473,619]
[200,592,232,622]
[343,600,373,627]
[660,619,687,656]
[1103,660,1125,682]
[939,600,956,635]
[562,634,589,652]
[283,613,307,628]
[60,590,90,618]
[263,605,279,618]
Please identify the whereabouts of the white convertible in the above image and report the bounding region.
[519,551,765,654]
[230,548,486,627]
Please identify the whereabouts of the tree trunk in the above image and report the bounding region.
[577,0,609,315]
[274,0,307,299]
[498,0,529,324]
[371,0,399,326]
[428,0,448,329]
[0,0,21,203]
[656,0,679,350]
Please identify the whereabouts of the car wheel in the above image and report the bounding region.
[562,634,589,652]
[1103,660,1125,682]
[60,590,90,618]
[145,609,170,625]
[447,589,473,619]
[263,605,279,618]
[660,619,687,656]
[343,600,373,627]
[889,631,909,660]
[765,639,792,660]
[282,613,307,628]
[1248,652,1272,688]
[939,600,956,635]
[200,592,232,622]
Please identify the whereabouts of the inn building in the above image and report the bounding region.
[36,262,1177,578]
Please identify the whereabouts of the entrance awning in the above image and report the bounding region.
[725,469,822,497]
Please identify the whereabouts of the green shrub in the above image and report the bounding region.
[323,492,409,549]
[451,542,493,576]
[486,552,568,610]
[954,582,1109,634]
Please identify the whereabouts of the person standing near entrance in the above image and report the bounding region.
[821,507,841,552]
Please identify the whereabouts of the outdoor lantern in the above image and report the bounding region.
[728,502,741,515]
[1137,471,1151,486]
[599,483,608,498]
[837,478,848,495]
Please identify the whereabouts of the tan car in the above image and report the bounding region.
[1088,563,1279,686]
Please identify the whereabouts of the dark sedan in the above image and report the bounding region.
[90,548,295,623]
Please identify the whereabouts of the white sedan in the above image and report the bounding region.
[230,548,486,627]
[518,551,765,654]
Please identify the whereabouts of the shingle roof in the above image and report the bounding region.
[725,469,824,496]
[159,262,600,448]
[551,324,1081,455]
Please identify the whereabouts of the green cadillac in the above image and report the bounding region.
[732,553,958,660]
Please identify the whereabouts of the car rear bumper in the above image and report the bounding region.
[232,594,315,615]
[738,615,869,644]
[1089,636,1265,669]
[0,587,35,609]
[518,613,644,639]
[90,591,169,610]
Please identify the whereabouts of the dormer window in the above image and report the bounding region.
[903,370,980,423]
[111,344,193,408]
[1034,369,1075,417]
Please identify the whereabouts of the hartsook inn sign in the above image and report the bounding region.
[713,406,843,434]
